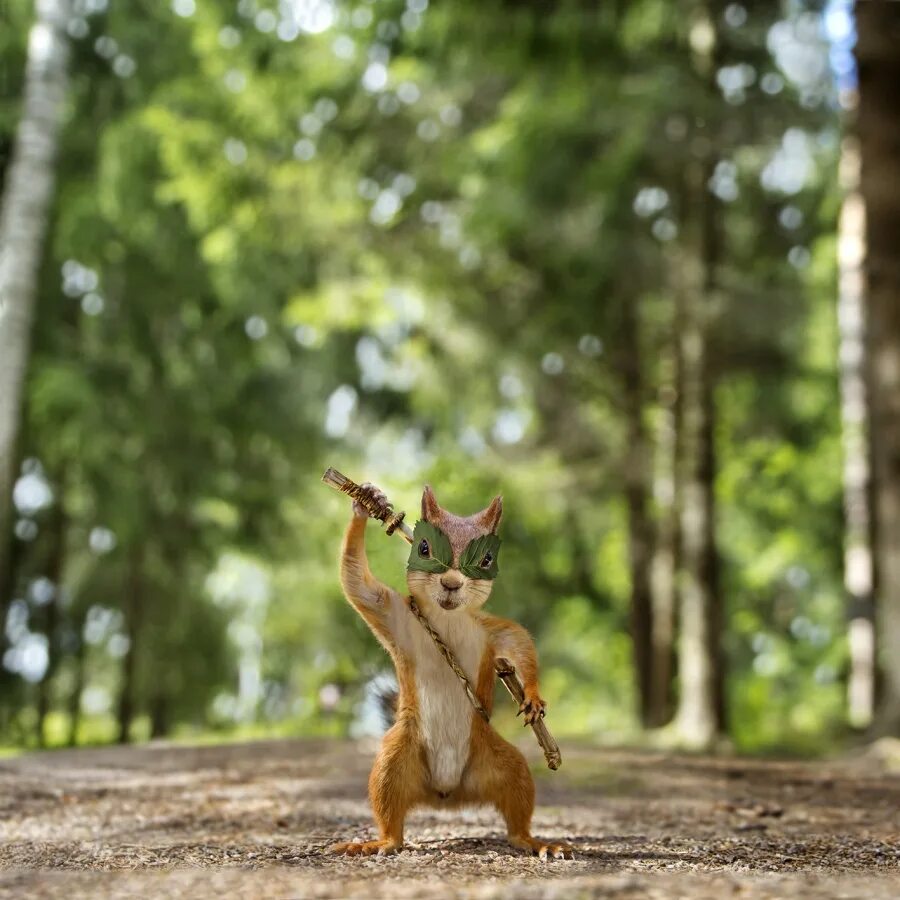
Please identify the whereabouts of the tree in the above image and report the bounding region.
[856,0,900,736]
[0,0,71,601]
[836,135,876,730]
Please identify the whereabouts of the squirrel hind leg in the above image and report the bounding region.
[464,733,576,861]
[507,834,576,861]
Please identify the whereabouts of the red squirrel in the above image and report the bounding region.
[330,482,573,860]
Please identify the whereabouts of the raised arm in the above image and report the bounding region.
[340,483,394,616]
[482,615,546,725]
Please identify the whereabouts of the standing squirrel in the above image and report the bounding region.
[330,482,573,860]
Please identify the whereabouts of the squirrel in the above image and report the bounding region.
[329,482,573,860]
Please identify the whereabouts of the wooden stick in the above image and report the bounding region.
[322,467,563,770]
[495,657,562,770]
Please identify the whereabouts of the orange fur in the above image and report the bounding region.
[332,487,573,859]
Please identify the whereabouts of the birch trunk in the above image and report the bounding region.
[836,136,876,730]
[672,3,724,750]
[0,0,71,597]
[856,1,900,736]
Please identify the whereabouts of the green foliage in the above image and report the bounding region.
[0,0,853,755]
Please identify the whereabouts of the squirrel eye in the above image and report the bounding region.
[480,552,493,568]
[419,539,430,557]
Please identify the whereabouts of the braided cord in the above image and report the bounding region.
[407,598,491,723]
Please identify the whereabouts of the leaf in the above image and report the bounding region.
[459,533,502,581]
[407,520,453,574]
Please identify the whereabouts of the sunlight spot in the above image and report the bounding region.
[245,315,268,339]
[499,374,524,399]
[633,186,668,218]
[294,324,318,347]
[788,246,811,269]
[351,7,373,28]
[416,119,440,142]
[578,334,604,357]
[362,61,388,92]
[82,686,112,715]
[224,69,247,93]
[378,93,400,116]
[541,352,565,376]
[397,81,420,104]
[94,35,117,58]
[370,189,402,225]
[107,633,131,658]
[81,292,104,316]
[358,178,379,200]
[29,577,55,607]
[293,138,316,161]
[779,205,803,229]
[14,520,38,541]
[724,3,747,28]
[224,138,248,165]
[325,385,358,437]
[67,18,89,39]
[13,472,53,516]
[652,218,678,241]
[89,526,117,555]
[458,426,486,457]
[315,97,338,121]
[255,9,277,32]
[493,409,529,445]
[219,26,241,48]
[5,600,28,644]
[332,34,356,59]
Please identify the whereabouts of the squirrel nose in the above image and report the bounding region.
[440,571,464,591]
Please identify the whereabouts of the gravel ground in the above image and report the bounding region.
[0,737,898,898]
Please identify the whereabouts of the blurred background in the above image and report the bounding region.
[1,0,898,757]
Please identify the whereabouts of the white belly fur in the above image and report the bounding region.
[400,606,487,791]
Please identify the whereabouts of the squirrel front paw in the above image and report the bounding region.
[352,482,388,520]
[518,692,546,726]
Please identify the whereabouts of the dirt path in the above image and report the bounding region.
[0,737,898,898]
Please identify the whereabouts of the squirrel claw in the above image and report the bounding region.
[518,695,546,726]
[352,482,388,520]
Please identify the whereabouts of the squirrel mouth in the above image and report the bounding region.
[439,594,460,610]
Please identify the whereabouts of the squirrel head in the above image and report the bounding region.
[406,485,503,612]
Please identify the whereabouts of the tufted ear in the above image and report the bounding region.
[475,495,503,534]
[421,484,442,522]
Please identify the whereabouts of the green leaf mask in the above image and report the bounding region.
[459,532,501,580]
[406,521,501,581]
[407,520,453,574]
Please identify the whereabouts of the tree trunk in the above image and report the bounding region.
[150,693,170,739]
[116,548,144,744]
[0,0,71,597]
[856,1,900,736]
[837,135,877,730]
[648,312,681,728]
[673,5,724,747]
[620,298,656,728]
[66,622,85,747]
[673,265,719,749]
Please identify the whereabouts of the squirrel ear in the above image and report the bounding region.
[421,485,441,522]
[476,495,503,533]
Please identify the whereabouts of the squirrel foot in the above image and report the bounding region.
[517,694,546,726]
[508,835,575,860]
[351,482,389,520]
[328,839,402,857]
